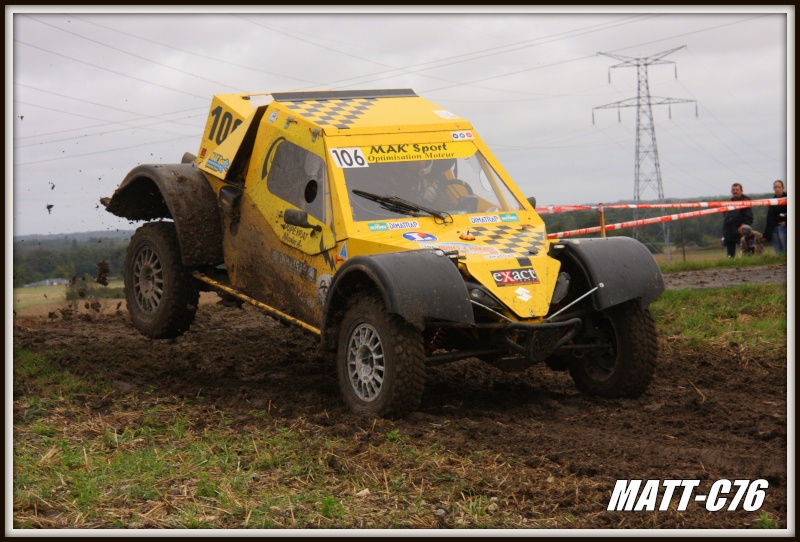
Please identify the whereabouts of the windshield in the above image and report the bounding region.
[333,143,523,222]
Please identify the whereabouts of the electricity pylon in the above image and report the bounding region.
[593,46,697,254]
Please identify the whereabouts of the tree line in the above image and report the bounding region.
[12,193,776,287]
[12,233,132,288]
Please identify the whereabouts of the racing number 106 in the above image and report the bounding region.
[330,148,368,168]
[208,106,243,145]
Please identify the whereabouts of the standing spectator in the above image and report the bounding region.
[721,183,754,258]
[739,225,764,255]
[762,179,787,255]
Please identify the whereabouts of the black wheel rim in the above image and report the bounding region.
[583,317,618,382]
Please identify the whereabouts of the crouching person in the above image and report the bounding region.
[739,224,764,256]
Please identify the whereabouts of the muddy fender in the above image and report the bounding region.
[321,250,474,350]
[549,237,664,310]
[103,163,223,267]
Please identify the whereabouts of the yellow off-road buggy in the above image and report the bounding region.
[103,89,664,416]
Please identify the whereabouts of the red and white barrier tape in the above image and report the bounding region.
[537,198,785,214]
[547,205,737,239]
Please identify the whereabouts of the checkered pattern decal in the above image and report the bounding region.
[282,98,378,129]
[469,225,547,256]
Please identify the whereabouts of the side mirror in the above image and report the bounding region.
[284,209,322,232]
[527,196,537,210]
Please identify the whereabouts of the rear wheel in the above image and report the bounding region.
[337,295,425,416]
[124,222,199,339]
[568,299,657,398]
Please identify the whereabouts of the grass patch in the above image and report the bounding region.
[13,279,125,314]
[12,262,787,529]
[658,252,785,274]
[12,284,68,311]
[650,283,786,355]
[12,348,517,529]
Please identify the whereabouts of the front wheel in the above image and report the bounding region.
[568,299,657,398]
[124,222,199,339]
[337,295,425,416]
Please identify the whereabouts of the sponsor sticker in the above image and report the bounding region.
[207,152,230,174]
[338,242,348,260]
[403,232,437,242]
[270,249,316,282]
[434,110,459,119]
[316,273,332,308]
[268,111,279,123]
[451,131,474,140]
[515,287,532,302]
[387,220,420,230]
[470,215,501,225]
[499,213,519,222]
[607,479,769,512]
[421,242,498,255]
[484,253,524,260]
[368,222,388,232]
[491,267,540,287]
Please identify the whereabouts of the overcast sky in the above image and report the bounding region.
[7,6,794,237]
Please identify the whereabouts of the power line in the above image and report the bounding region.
[69,14,320,86]
[13,135,196,167]
[14,39,210,101]
[23,15,248,93]
[14,100,195,139]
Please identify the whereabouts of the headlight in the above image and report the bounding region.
[467,284,504,310]
[551,272,570,305]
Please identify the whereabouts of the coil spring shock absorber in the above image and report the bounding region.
[424,327,446,355]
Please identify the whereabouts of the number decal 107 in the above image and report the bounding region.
[329,148,368,168]
[208,106,243,145]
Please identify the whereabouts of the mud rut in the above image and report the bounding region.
[13,282,788,529]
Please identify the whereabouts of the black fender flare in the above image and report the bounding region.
[103,162,223,267]
[320,250,474,351]
[549,237,665,310]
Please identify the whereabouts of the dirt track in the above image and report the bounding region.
[12,265,789,529]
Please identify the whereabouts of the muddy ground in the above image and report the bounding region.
[12,265,789,529]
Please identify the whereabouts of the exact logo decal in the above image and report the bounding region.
[492,267,540,287]
[451,131,474,140]
[470,215,501,225]
[403,232,437,242]
[207,152,230,174]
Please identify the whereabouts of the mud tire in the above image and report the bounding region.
[568,299,657,398]
[337,295,425,417]
[124,222,199,339]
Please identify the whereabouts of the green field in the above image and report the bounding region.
[13,280,124,312]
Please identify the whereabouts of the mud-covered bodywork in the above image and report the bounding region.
[103,161,223,268]
[104,88,666,415]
